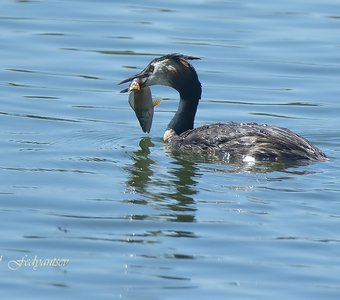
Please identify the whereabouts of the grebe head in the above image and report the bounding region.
[120,53,202,101]
[120,54,203,136]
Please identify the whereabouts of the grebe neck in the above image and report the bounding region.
[167,70,201,135]
[167,97,199,135]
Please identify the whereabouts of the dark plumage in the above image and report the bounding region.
[119,53,326,162]
[167,122,326,161]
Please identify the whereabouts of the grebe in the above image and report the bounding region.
[119,53,326,162]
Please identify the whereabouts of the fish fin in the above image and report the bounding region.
[152,98,162,107]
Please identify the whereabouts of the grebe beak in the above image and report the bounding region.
[119,78,143,93]
[119,64,154,93]
[118,73,142,85]
[118,71,149,92]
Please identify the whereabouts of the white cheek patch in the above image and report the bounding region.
[148,61,172,86]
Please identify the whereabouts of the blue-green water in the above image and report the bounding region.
[1,0,340,299]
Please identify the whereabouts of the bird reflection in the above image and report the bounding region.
[124,136,314,223]
[126,137,155,195]
[125,137,199,222]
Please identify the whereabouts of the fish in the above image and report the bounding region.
[126,78,161,133]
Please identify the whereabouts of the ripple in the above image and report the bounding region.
[1,1,339,299]
[0,166,96,174]
[0,111,80,123]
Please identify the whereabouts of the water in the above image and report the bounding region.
[1,0,340,299]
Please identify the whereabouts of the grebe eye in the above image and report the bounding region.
[147,65,154,73]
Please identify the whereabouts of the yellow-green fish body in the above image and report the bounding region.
[128,79,160,133]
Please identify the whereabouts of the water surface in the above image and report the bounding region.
[1,0,340,299]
